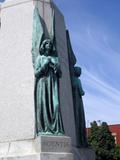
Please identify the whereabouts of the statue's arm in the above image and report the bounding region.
[55,65,62,78]
[34,56,49,78]
[34,57,42,78]
[52,58,62,78]
[78,79,85,96]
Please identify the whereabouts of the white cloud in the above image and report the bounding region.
[82,69,120,125]
[70,18,120,125]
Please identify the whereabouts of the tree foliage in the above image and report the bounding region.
[114,146,120,160]
[88,121,117,160]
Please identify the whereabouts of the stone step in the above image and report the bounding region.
[0,136,72,157]
[0,153,73,160]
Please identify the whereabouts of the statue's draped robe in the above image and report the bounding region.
[34,55,64,134]
[72,77,87,147]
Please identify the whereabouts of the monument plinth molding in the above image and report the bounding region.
[0,136,73,160]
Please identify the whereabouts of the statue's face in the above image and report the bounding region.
[74,67,81,77]
[45,41,52,52]
[40,39,53,56]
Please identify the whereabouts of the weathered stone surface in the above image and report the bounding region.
[40,153,73,160]
[0,153,73,160]
[73,147,96,160]
[0,0,35,142]
[0,140,35,157]
[34,136,71,153]
[0,154,40,160]
[0,136,73,160]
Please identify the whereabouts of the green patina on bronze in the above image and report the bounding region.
[72,66,87,147]
[32,8,64,135]
[32,7,44,65]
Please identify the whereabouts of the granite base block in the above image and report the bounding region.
[0,136,73,160]
[34,135,71,153]
[73,147,96,160]
[40,153,73,160]
[0,154,40,160]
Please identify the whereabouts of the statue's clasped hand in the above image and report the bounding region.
[54,64,59,74]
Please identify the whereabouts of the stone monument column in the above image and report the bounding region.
[0,0,74,160]
[0,0,35,142]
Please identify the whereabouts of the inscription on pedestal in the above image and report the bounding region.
[42,141,70,152]
[35,136,71,153]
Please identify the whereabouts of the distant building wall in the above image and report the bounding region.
[109,124,120,146]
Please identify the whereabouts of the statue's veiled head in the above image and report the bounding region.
[40,39,54,56]
[74,66,81,77]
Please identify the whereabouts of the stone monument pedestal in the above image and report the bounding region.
[73,147,96,160]
[0,136,73,160]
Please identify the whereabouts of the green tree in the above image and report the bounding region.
[88,121,116,160]
[114,146,120,160]
[88,121,100,149]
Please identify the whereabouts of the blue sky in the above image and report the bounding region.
[55,0,120,126]
[0,0,5,2]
